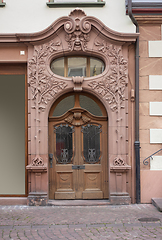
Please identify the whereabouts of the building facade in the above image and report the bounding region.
[0,0,162,205]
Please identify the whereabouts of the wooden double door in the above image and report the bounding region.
[49,93,108,199]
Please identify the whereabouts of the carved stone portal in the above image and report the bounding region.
[25,9,137,205]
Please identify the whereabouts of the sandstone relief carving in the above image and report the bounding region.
[89,44,128,166]
[28,41,67,167]
[64,9,91,51]
[27,9,130,168]
[32,156,44,166]
[89,44,128,112]
[65,112,90,126]
[29,42,67,112]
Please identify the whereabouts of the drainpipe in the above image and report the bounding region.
[128,0,140,204]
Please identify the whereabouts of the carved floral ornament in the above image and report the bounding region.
[28,43,67,113]
[27,9,130,168]
[89,44,128,112]
[28,9,128,114]
[28,42,67,167]
[88,42,128,167]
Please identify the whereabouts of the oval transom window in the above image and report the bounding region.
[51,57,105,77]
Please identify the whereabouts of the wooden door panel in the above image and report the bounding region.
[55,170,76,199]
[56,171,74,191]
[84,171,101,190]
[83,191,103,199]
[55,192,75,199]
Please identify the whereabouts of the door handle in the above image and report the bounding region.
[49,153,53,168]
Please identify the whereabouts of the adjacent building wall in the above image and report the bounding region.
[138,21,162,203]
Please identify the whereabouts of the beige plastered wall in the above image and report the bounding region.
[138,20,162,203]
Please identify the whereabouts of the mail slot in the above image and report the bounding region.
[72,165,85,170]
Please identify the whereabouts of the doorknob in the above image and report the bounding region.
[49,153,53,168]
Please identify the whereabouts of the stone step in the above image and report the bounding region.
[48,199,111,206]
[152,198,162,212]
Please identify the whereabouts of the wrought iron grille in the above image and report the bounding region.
[54,124,74,164]
[81,124,102,164]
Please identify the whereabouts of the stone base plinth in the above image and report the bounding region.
[152,198,162,212]
[110,192,131,205]
[27,192,48,206]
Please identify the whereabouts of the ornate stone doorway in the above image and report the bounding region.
[23,9,138,205]
[48,93,108,199]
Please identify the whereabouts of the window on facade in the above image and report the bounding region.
[51,56,105,77]
[47,0,105,7]
[49,0,101,2]
[0,0,6,7]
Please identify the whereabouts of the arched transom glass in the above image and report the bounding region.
[52,94,103,117]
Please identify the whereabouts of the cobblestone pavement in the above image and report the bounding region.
[0,204,162,239]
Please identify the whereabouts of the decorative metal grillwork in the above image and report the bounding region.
[81,124,101,164]
[54,124,74,164]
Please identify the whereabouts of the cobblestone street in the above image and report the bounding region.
[0,204,162,239]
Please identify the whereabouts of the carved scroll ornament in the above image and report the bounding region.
[64,9,91,51]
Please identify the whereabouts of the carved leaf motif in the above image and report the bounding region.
[29,40,68,111]
[95,40,108,53]
[89,44,128,112]
[46,41,61,53]
[82,116,90,124]
[65,115,74,124]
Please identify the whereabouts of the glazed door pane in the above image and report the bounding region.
[55,124,74,164]
[82,124,101,164]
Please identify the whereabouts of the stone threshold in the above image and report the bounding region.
[48,199,110,206]
[152,198,162,212]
